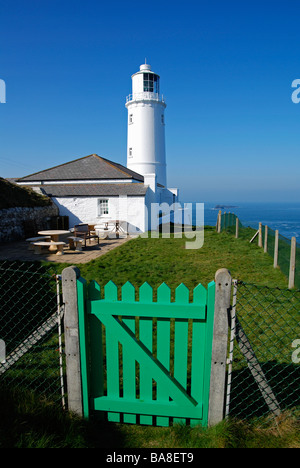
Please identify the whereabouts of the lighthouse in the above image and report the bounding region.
[125,63,167,187]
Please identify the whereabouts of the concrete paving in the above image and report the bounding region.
[0,235,132,264]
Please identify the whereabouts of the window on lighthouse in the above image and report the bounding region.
[143,73,159,94]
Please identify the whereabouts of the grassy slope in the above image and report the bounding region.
[0,178,51,209]
[76,227,288,291]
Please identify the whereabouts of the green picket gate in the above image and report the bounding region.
[76,277,215,427]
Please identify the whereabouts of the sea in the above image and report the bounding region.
[186,202,300,241]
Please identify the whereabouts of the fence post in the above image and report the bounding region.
[289,237,296,289]
[208,268,231,426]
[217,210,222,233]
[258,222,263,248]
[235,217,239,238]
[264,225,268,253]
[274,230,279,268]
[62,265,83,416]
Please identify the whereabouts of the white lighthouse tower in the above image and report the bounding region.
[125,63,167,187]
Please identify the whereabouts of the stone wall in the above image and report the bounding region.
[0,202,59,243]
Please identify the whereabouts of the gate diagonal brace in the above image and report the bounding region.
[92,310,201,413]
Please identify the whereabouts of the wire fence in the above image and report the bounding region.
[227,280,300,421]
[0,260,65,405]
[262,225,300,289]
[218,211,300,289]
[0,260,299,424]
[218,211,257,241]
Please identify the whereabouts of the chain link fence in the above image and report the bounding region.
[262,225,300,289]
[218,211,258,241]
[218,211,300,289]
[227,280,300,421]
[0,260,65,405]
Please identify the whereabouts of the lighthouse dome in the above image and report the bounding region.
[139,63,152,71]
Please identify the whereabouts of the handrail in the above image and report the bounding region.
[126,92,165,103]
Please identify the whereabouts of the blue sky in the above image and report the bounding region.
[0,0,300,202]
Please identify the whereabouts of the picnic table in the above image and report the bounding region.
[37,230,70,252]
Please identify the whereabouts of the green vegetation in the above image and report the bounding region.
[0,386,298,448]
[1,227,298,448]
[54,226,288,291]
[0,177,51,209]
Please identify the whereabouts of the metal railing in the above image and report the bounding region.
[126,92,165,104]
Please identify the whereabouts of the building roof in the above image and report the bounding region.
[39,183,148,197]
[17,154,144,183]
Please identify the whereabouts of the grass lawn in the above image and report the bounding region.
[0,386,298,448]
[71,226,289,291]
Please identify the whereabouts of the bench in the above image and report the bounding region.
[33,241,66,255]
[68,236,84,251]
[74,224,100,247]
[26,236,51,250]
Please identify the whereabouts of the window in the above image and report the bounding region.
[129,114,133,124]
[161,114,165,124]
[143,73,159,93]
[128,147,133,158]
[98,199,109,216]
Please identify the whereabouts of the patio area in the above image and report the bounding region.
[0,236,132,264]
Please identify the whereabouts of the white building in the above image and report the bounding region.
[126,63,167,187]
[16,63,179,233]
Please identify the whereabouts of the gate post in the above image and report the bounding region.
[208,268,231,426]
[62,265,83,417]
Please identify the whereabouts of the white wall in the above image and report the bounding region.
[52,195,147,233]
[50,186,178,235]
[126,100,167,187]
